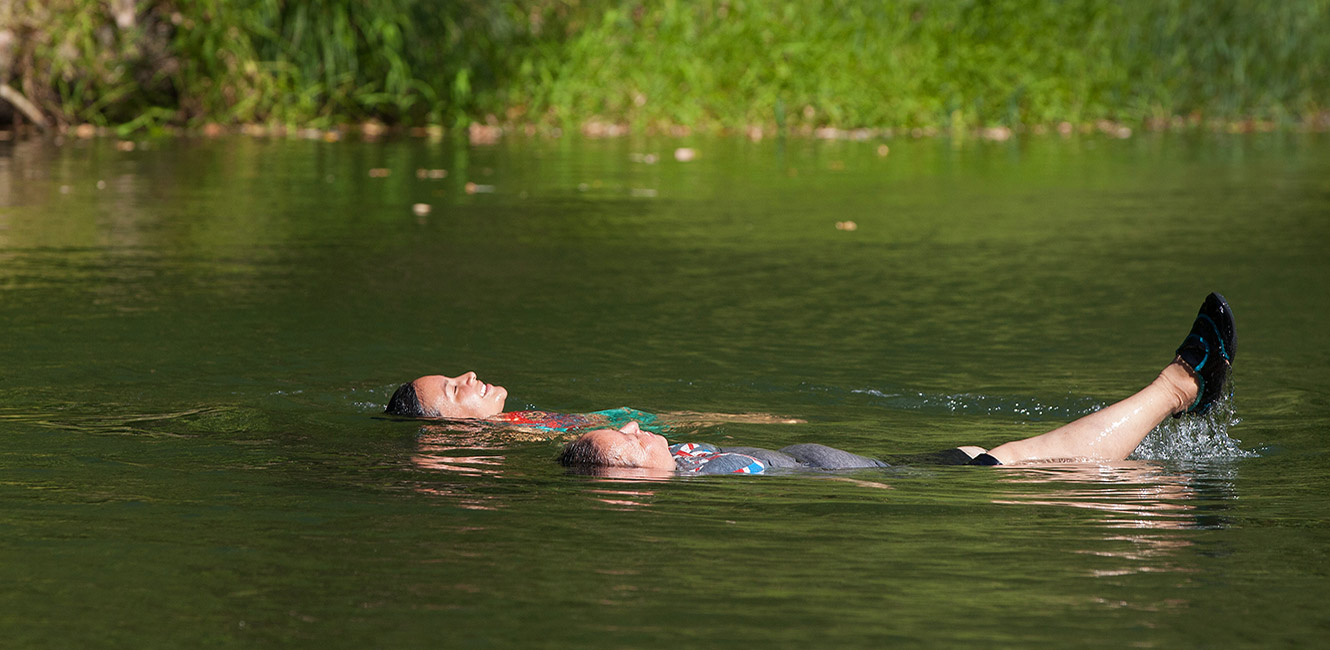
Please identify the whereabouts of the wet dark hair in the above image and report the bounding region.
[557,435,611,467]
[385,381,436,417]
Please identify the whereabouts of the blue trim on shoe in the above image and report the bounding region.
[1187,373,1206,412]
[1184,332,1210,371]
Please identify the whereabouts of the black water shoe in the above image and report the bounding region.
[1175,292,1237,415]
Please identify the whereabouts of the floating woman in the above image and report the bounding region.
[555,293,1238,474]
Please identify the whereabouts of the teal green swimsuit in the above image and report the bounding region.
[591,407,660,430]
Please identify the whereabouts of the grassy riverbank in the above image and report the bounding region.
[2,0,1328,135]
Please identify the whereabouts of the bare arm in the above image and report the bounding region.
[656,411,806,426]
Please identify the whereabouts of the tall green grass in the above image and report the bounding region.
[2,0,1327,132]
[521,0,1330,130]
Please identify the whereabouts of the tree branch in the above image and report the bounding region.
[0,82,47,130]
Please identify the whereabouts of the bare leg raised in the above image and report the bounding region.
[983,361,1198,464]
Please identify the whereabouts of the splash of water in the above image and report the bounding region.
[851,383,1256,462]
[850,387,1101,420]
[1129,392,1254,461]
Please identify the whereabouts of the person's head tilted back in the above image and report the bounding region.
[558,422,675,470]
[384,372,508,418]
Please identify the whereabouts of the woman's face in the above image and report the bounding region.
[581,421,675,470]
[412,372,508,418]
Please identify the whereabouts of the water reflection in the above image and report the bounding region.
[585,487,659,509]
[990,460,1238,578]
[409,425,512,509]
[993,461,1235,527]
[411,453,506,476]
[410,433,667,509]
[410,426,515,507]
[409,484,505,511]
[417,424,558,450]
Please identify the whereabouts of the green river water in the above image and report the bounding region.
[2,132,1328,647]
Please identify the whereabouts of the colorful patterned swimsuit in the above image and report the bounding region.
[492,407,662,434]
[670,443,893,475]
[670,442,766,475]
[489,411,894,475]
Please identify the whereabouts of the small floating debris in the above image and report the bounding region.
[630,188,658,198]
[115,140,135,152]
[468,122,501,145]
[407,125,446,140]
[412,203,432,217]
[96,180,106,190]
[583,121,629,138]
[813,126,881,141]
[980,126,1012,141]
[835,220,857,231]
[1095,120,1132,138]
[877,144,890,157]
[368,168,391,178]
[415,168,448,179]
[465,182,495,194]
[674,147,696,162]
[361,120,388,138]
[629,153,659,164]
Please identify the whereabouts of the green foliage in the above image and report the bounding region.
[1,0,1327,131]
[524,0,1330,129]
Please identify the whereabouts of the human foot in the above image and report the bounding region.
[1174,292,1237,414]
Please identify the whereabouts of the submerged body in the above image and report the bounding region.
[388,295,1237,476]
[386,373,800,440]
[557,294,1238,475]
[670,441,891,474]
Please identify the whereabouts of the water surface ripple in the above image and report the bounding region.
[2,133,1328,648]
